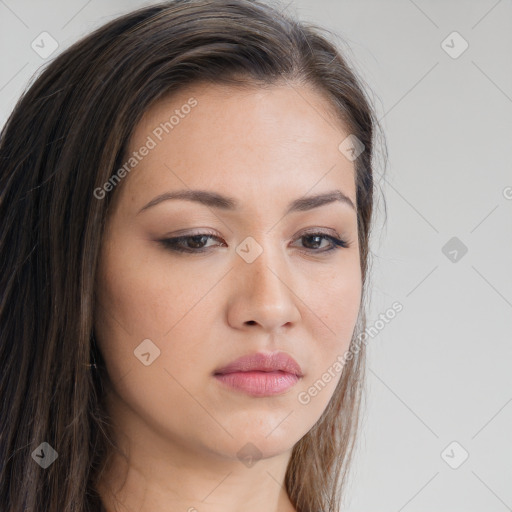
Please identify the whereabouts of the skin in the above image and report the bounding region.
[94,80,362,512]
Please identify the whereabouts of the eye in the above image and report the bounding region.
[292,232,349,253]
[158,230,349,254]
[159,232,224,253]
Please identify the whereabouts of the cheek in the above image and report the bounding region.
[297,258,362,401]
[95,240,204,339]
[305,255,362,344]
[93,241,223,390]
[93,248,215,438]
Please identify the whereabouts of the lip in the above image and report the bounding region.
[213,351,303,397]
[214,351,303,377]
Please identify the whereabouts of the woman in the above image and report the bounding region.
[0,1,386,511]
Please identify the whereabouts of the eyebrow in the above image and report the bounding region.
[138,188,356,215]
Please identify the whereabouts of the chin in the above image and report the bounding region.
[204,419,306,461]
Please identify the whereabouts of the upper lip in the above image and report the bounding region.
[213,351,303,377]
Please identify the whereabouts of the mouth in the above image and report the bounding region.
[213,351,303,397]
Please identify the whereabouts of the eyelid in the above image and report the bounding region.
[295,226,342,238]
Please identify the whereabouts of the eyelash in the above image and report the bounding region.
[158,231,349,255]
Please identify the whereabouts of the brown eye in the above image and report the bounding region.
[292,233,348,253]
[159,233,225,253]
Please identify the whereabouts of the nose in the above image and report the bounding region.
[226,243,302,332]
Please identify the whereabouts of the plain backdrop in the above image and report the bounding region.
[1,1,511,511]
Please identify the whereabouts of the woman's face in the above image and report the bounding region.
[94,81,362,465]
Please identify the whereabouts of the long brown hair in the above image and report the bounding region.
[0,1,386,510]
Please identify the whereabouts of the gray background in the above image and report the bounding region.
[1,1,511,510]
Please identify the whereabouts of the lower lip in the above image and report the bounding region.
[214,371,300,397]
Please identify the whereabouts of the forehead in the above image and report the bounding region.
[119,81,357,213]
